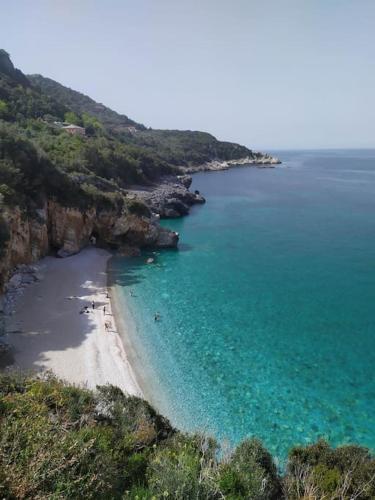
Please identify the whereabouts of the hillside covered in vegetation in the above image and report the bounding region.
[0,49,273,290]
[1,373,375,499]
[28,72,255,168]
[0,48,177,212]
[1,50,375,499]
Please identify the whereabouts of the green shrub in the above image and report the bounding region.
[0,374,173,498]
[126,198,151,217]
[218,439,281,499]
[2,374,375,499]
[124,485,154,499]
[218,464,246,499]
[312,463,341,494]
[147,433,219,499]
[0,99,8,118]
[285,440,375,499]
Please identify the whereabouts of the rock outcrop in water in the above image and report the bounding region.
[128,175,205,218]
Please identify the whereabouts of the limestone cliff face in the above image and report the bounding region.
[47,202,96,257]
[0,201,178,291]
[0,207,48,288]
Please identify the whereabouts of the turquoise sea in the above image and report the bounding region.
[110,150,375,460]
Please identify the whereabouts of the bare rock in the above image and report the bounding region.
[128,175,206,219]
[163,208,180,218]
[7,273,22,289]
[156,227,179,248]
[163,198,190,217]
[177,175,192,188]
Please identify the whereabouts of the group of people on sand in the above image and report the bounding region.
[80,290,161,332]
[79,300,99,314]
[78,293,113,333]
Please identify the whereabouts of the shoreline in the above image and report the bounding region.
[2,247,142,396]
[107,272,150,401]
[107,258,181,424]
[182,154,281,173]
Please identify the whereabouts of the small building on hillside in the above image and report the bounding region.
[124,126,138,134]
[62,124,86,136]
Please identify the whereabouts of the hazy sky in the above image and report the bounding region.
[2,0,375,149]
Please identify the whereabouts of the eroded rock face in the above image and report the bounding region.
[128,176,206,218]
[0,206,49,291]
[176,175,192,188]
[0,202,178,292]
[48,202,96,257]
[156,227,179,248]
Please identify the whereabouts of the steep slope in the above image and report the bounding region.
[0,49,30,87]
[133,128,254,167]
[0,49,277,289]
[28,73,268,168]
[0,52,179,290]
[30,73,143,132]
[1,373,374,499]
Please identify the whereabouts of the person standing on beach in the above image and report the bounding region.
[103,306,106,315]
[92,301,95,310]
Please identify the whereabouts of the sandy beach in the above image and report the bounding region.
[4,247,142,396]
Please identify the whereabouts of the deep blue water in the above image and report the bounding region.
[110,150,375,460]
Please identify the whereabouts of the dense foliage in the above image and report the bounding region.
[133,129,253,167]
[29,73,141,133]
[0,373,374,499]
[0,122,91,210]
[2,50,373,499]
[27,72,255,168]
[0,51,178,216]
[0,48,257,220]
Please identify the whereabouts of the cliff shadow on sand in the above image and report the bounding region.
[3,247,140,393]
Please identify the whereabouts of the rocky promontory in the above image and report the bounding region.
[0,50,281,297]
[182,152,281,173]
[127,175,206,218]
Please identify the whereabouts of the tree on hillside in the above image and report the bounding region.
[64,111,82,126]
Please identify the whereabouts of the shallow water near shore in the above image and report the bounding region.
[110,150,375,460]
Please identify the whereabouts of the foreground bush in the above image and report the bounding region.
[0,373,174,498]
[284,440,375,499]
[0,373,375,499]
[218,439,281,499]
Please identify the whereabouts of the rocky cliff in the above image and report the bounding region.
[127,175,205,218]
[0,201,178,293]
[0,49,280,294]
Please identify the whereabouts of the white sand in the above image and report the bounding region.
[5,247,142,396]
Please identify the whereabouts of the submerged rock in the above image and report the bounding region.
[117,245,141,257]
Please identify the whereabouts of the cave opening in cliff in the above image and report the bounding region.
[89,230,100,246]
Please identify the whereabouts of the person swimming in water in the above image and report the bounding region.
[154,312,161,321]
